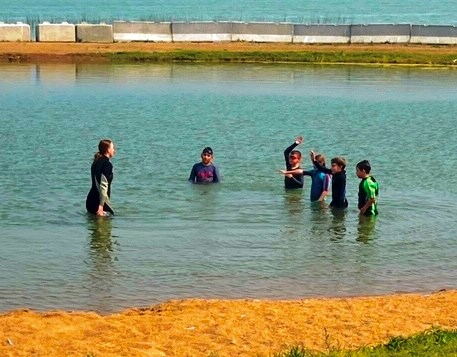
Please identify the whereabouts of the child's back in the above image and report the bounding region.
[307,169,331,202]
[303,154,331,202]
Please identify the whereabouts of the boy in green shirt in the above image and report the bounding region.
[356,160,379,216]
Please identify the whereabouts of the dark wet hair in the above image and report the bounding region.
[202,146,213,155]
[290,150,301,159]
[331,157,346,169]
[93,139,113,163]
[356,160,372,174]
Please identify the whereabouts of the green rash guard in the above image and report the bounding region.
[358,176,379,216]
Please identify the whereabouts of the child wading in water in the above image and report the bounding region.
[311,151,348,209]
[356,160,379,216]
[280,136,305,189]
[188,146,220,184]
[281,151,331,202]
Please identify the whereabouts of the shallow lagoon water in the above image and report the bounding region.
[0,63,456,312]
[1,0,457,24]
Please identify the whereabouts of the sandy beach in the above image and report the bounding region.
[1,290,456,356]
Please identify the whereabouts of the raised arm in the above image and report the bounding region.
[311,151,332,175]
[284,136,303,167]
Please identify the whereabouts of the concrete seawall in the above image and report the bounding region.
[37,22,75,42]
[293,25,350,44]
[0,22,30,41]
[172,22,232,42]
[350,24,410,44]
[113,21,172,42]
[76,23,113,43]
[2,21,457,45]
[410,25,457,45]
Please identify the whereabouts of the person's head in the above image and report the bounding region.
[314,154,326,167]
[356,160,371,178]
[201,146,214,165]
[93,139,115,163]
[330,157,346,174]
[289,150,302,166]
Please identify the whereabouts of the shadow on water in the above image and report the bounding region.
[283,189,304,217]
[308,201,331,239]
[328,208,347,241]
[85,215,119,311]
[357,214,378,243]
[188,183,221,218]
[281,190,305,237]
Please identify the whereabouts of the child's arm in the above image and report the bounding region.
[311,151,332,175]
[318,174,331,201]
[279,168,303,175]
[213,165,221,183]
[360,198,376,214]
[188,164,197,182]
[284,136,303,167]
[359,179,377,214]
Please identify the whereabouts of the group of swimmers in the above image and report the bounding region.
[86,137,379,217]
[279,136,379,216]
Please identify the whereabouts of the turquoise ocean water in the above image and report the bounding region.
[0,63,456,312]
[1,0,457,24]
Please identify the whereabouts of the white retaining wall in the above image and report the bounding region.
[410,25,457,45]
[231,22,293,43]
[113,21,172,42]
[1,21,457,45]
[351,24,411,44]
[37,22,75,42]
[172,22,232,42]
[0,22,30,41]
[293,25,350,43]
[76,23,113,43]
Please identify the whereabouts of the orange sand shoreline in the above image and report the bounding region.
[1,290,456,356]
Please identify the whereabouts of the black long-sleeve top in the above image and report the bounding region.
[86,156,114,214]
[313,160,348,208]
[284,142,304,189]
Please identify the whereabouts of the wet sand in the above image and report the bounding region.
[1,42,457,63]
[1,290,456,356]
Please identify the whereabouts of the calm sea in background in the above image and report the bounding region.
[0,63,456,312]
[0,0,457,24]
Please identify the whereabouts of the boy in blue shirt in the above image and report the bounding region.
[304,153,331,202]
[188,147,220,184]
[280,150,331,202]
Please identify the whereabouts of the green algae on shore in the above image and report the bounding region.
[106,49,457,66]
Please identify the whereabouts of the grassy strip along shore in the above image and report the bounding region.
[277,328,457,357]
[108,49,457,65]
[1,42,457,65]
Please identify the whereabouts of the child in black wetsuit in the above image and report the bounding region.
[280,136,304,189]
[311,151,348,209]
